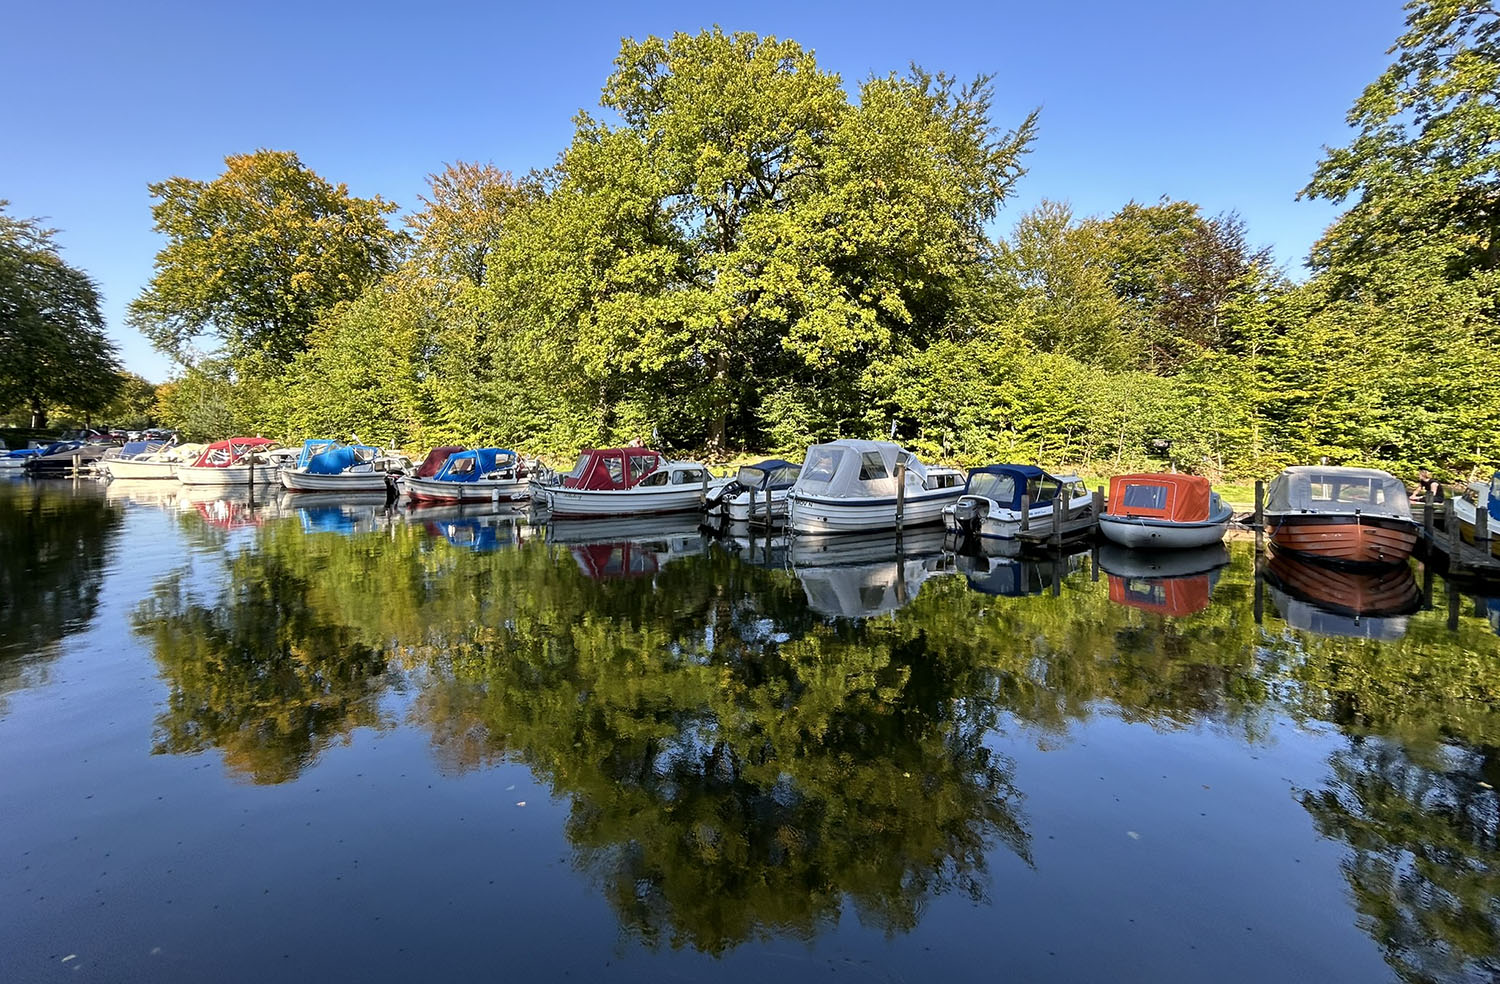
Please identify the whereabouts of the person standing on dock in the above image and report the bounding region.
[1410,468,1445,503]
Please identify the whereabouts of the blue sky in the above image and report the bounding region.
[1,0,1404,382]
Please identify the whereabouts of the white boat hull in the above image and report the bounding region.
[545,483,720,518]
[787,487,963,534]
[711,489,790,523]
[178,464,280,486]
[1098,512,1232,549]
[281,468,392,493]
[403,475,530,503]
[104,458,180,480]
[941,493,1095,540]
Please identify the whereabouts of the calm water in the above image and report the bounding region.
[2,479,1498,983]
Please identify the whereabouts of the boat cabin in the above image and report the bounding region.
[296,440,379,473]
[1267,467,1412,520]
[962,465,1072,508]
[563,447,665,491]
[793,440,929,497]
[431,448,520,483]
[1106,474,1214,523]
[735,459,802,491]
[190,437,277,468]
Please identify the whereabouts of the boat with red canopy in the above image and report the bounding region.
[176,437,282,486]
[1098,473,1233,549]
[540,447,725,518]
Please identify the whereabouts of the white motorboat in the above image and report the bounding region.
[280,439,405,493]
[176,437,283,486]
[1097,473,1233,549]
[1452,471,1500,559]
[402,447,530,503]
[542,447,725,518]
[941,465,1093,540]
[103,442,205,480]
[784,440,965,535]
[705,458,801,523]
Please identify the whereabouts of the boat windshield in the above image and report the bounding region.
[736,466,767,488]
[967,472,1018,504]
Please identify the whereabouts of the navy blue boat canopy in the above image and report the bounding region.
[964,464,1053,510]
[736,458,801,489]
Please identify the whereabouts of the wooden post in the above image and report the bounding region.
[1476,504,1491,547]
[1020,494,1031,534]
[1090,539,1099,583]
[764,484,772,526]
[1254,479,1265,553]
[1051,493,1063,548]
[71,452,81,480]
[1448,573,1460,631]
[1093,487,1104,538]
[894,461,907,532]
[700,468,709,509]
[1422,561,1434,610]
[1446,499,1461,571]
[1253,563,1264,625]
[1423,491,1434,543]
[1052,558,1062,597]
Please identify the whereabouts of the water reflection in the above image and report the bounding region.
[1262,548,1422,640]
[1301,738,1500,983]
[0,482,123,694]
[1098,543,1230,617]
[36,481,1496,974]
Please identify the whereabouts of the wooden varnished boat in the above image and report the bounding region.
[1264,466,1418,567]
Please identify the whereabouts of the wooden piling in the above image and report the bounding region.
[764,485,772,526]
[1476,505,1491,547]
[1446,499,1462,573]
[699,468,709,509]
[1020,494,1031,533]
[1423,491,1434,542]
[895,462,907,531]
[1051,494,1063,548]
[1254,479,1265,554]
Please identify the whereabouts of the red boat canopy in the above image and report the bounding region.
[562,447,664,491]
[190,436,277,468]
[1107,474,1213,523]
[1108,574,1212,617]
[415,446,465,478]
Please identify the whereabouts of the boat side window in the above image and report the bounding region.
[736,466,767,487]
[968,472,1016,503]
[803,449,841,483]
[927,472,958,489]
[858,452,888,481]
[1030,478,1061,503]
[568,454,589,479]
[671,468,705,485]
[771,465,801,486]
[1121,484,1167,510]
[601,454,625,485]
[638,471,670,487]
[628,454,656,484]
[449,457,477,475]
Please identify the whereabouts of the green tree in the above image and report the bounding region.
[127,150,403,372]
[0,203,121,428]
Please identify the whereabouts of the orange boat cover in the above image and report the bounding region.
[1107,473,1213,523]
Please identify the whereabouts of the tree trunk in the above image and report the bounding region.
[709,350,730,452]
[30,397,47,430]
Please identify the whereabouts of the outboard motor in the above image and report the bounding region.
[950,498,986,532]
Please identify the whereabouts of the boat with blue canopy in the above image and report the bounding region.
[402,447,530,503]
[280,439,405,493]
[941,464,1093,541]
[705,458,802,523]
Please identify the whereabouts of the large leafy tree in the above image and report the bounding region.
[127,150,404,372]
[0,203,120,428]
[486,29,1036,450]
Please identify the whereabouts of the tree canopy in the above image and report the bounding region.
[0,203,121,428]
[128,150,403,371]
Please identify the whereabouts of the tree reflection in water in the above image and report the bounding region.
[1301,739,1500,984]
[125,501,1500,964]
[0,482,123,699]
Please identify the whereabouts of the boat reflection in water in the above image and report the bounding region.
[176,485,285,530]
[1261,547,1421,640]
[277,492,390,537]
[1098,543,1231,617]
[789,527,947,618]
[948,535,1086,597]
[101,478,183,510]
[402,500,537,553]
[546,513,708,579]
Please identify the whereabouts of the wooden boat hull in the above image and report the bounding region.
[789,487,964,534]
[281,468,391,493]
[1266,513,1417,567]
[403,475,530,503]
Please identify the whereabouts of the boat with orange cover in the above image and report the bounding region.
[1098,473,1232,549]
[1265,466,1418,567]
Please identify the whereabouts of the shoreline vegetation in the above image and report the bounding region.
[6,6,1500,490]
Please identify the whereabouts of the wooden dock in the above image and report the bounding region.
[1415,498,1500,580]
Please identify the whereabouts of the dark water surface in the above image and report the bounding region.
[2,480,1497,983]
